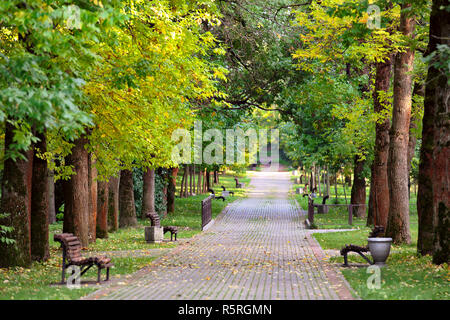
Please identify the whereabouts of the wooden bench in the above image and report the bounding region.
[208,187,233,201]
[313,195,329,213]
[163,226,178,241]
[54,233,113,284]
[220,185,234,197]
[146,212,178,241]
[234,177,245,188]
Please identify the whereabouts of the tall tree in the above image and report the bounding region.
[417,0,449,263]
[119,169,138,228]
[88,154,97,243]
[30,132,49,261]
[47,169,56,224]
[142,168,156,216]
[97,180,109,239]
[351,155,366,218]
[62,135,90,247]
[167,167,178,213]
[108,176,120,232]
[0,123,33,267]
[386,3,415,244]
[368,57,393,227]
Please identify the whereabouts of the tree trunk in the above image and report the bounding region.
[345,175,352,187]
[162,169,168,217]
[342,173,348,204]
[185,165,189,197]
[417,0,449,264]
[326,167,330,196]
[107,176,120,232]
[180,165,186,198]
[0,122,33,267]
[367,163,375,226]
[63,135,90,247]
[167,167,178,213]
[386,4,415,244]
[119,169,138,228]
[407,83,423,198]
[30,131,49,261]
[310,167,315,192]
[189,165,193,195]
[206,170,211,191]
[197,166,202,194]
[334,172,338,203]
[369,57,393,228]
[351,155,366,218]
[142,168,156,216]
[317,166,322,196]
[96,180,109,239]
[87,154,97,243]
[191,165,195,194]
[48,169,56,224]
[213,170,219,184]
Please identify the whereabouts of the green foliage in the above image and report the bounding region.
[0,0,125,159]
[0,213,15,245]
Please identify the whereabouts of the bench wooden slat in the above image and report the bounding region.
[54,233,113,283]
[68,240,81,247]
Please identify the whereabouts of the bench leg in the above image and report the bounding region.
[106,268,110,281]
[97,267,101,283]
[343,253,349,267]
[61,265,66,284]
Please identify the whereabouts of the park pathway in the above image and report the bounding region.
[85,168,354,300]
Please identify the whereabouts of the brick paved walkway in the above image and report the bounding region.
[84,169,355,300]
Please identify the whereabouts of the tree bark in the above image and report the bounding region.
[30,131,49,261]
[63,135,90,247]
[317,166,322,196]
[342,173,348,204]
[0,122,33,267]
[310,167,315,192]
[47,169,56,224]
[0,132,33,268]
[107,176,120,232]
[417,0,449,264]
[386,4,415,244]
[87,154,97,243]
[197,166,202,194]
[351,155,366,218]
[334,172,338,203]
[185,165,189,197]
[326,166,330,196]
[96,180,109,239]
[119,169,138,228]
[206,170,211,191]
[142,168,156,216]
[167,167,178,213]
[369,57,393,228]
[180,165,186,198]
[189,165,193,195]
[407,83,424,197]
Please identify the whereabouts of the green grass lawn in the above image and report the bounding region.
[312,214,449,300]
[0,172,248,300]
[290,172,448,300]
